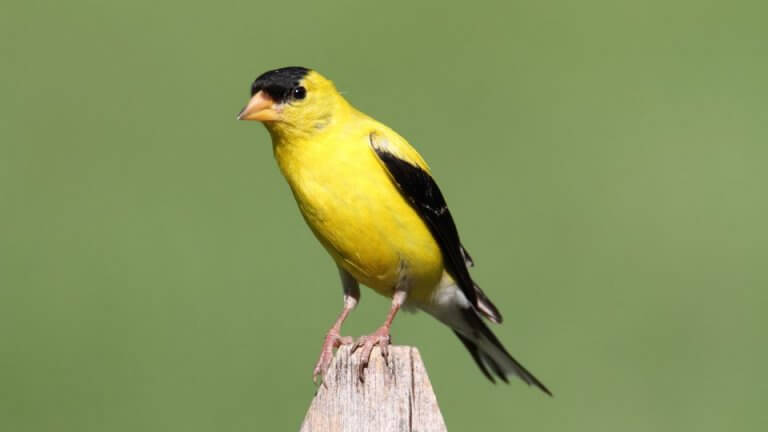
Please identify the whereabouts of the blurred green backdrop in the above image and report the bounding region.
[2,0,766,430]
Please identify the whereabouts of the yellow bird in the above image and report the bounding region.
[237,66,550,395]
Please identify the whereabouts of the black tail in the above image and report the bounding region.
[454,331,507,383]
[455,308,552,396]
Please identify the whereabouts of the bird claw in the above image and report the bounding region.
[313,329,354,385]
[351,325,392,382]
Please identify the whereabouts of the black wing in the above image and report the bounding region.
[370,137,479,308]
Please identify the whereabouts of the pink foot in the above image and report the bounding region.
[313,329,353,384]
[351,325,392,382]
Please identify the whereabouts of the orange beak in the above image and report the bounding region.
[237,90,280,121]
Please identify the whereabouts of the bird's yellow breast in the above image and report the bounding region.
[272,120,444,301]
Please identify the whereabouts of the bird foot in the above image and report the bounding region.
[313,328,353,384]
[351,325,392,382]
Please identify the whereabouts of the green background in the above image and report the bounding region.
[2,0,766,430]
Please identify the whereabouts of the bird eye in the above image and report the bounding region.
[293,86,306,100]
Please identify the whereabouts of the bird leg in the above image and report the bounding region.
[313,268,360,384]
[352,290,407,382]
[312,295,357,384]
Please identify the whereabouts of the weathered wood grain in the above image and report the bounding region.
[299,345,447,432]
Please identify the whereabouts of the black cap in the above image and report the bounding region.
[250,66,310,103]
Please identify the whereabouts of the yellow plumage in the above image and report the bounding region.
[268,73,443,302]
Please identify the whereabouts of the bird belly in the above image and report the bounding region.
[279,142,443,300]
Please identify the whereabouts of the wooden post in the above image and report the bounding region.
[300,345,447,432]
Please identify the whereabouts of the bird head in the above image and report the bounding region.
[237,66,347,139]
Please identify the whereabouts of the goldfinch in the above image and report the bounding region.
[237,66,550,395]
